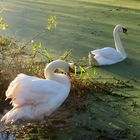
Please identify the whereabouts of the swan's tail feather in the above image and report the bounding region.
[1,107,22,124]
[1,109,18,124]
[5,74,26,99]
[1,106,33,124]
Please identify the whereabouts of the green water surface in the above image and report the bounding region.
[0,0,140,139]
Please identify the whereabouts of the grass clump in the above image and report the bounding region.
[0,36,11,48]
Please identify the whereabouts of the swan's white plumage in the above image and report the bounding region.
[1,60,71,124]
[89,24,128,66]
[90,47,124,65]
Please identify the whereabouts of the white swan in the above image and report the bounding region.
[1,60,72,124]
[89,24,128,66]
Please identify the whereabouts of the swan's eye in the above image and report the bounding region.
[122,27,127,33]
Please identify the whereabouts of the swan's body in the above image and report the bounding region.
[1,60,71,124]
[89,24,128,66]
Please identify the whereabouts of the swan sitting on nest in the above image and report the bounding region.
[1,60,73,124]
[89,24,128,66]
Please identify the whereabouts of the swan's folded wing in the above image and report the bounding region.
[91,47,123,61]
[5,74,41,104]
[6,74,64,107]
[91,47,116,56]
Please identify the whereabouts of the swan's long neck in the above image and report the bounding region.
[44,62,57,78]
[113,28,127,58]
[44,60,70,86]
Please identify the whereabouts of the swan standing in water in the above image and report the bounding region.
[89,24,128,66]
[1,60,72,124]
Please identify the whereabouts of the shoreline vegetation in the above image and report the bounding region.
[0,35,139,139]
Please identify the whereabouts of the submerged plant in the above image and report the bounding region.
[20,15,57,50]
[0,17,9,30]
[59,49,73,60]
[32,43,53,62]
[47,16,57,30]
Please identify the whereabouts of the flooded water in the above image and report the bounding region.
[1,0,140,59]
[0,0,140,77]
[1,0,95,57]
[0,0,140,81]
